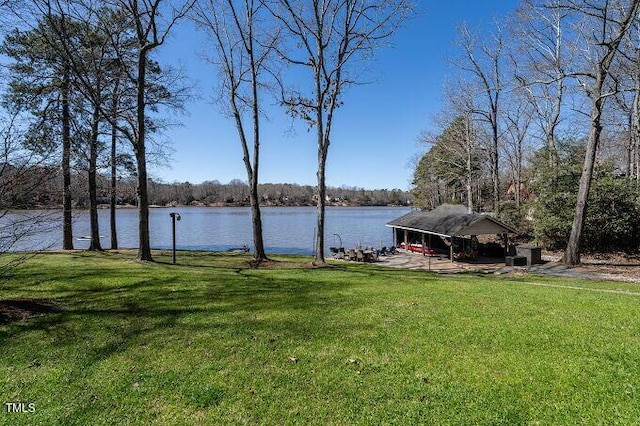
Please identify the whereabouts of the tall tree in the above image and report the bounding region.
[111,0,194,261]
[414,113,483,212]
[561,0,640,265]
[265,0,412,264]
[455,22,505,213]
[51,12,113,251]
[616,19,640,184]
[1,17,76,249]
[513,0,572,181]
[85,6,139,250]
[98,7,183,250]
[193,0,278,262]
[502,91,534,208]
[39,3,144,252]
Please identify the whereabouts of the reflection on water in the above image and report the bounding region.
[5,206,410,254]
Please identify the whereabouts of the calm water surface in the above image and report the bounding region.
[8,206,410,254]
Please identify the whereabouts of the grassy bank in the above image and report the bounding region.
[1,251,639,425]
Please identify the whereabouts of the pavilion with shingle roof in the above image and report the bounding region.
[386,204,518,261]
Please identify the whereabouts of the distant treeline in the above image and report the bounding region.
[3,167,413,208]
[149,179,413,207]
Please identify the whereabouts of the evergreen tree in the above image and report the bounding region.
[1,17,79,249]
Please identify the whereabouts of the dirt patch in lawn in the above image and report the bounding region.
[247,258,336,269]
[0,299,61,324]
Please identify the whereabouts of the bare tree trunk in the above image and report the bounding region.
[136,53,152,261]
[232,91,268,262]
[466,166,473,213]
[88,107,102,251]
[563,94,603,265]
[135,146,152,260]
[225,61,268,262]
[633,78,640,180]
[110,78,120,250]
[625,108,635,179]
[465,116,473,213]
[110,136,118,249]
[61,63,73,250]
[491,118,500,212]
[546,22,564,185]
[546,108,560,184]
[249,183,266,259]
[315,34,328,265]
[249,16,267,262]
[248,185,266,262]
[563,0,640,265]
[516,129,523,208]
[636,138,640,185]
[316,146,328,264]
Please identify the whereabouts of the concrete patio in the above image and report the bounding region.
[375,249,505,274]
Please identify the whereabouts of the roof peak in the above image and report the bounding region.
[430,204,471,215]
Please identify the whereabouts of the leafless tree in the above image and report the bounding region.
[193,0,279,262]
[558,0,640,265]
[0,110,58,274]
[502,89,534,208]
[443,79,487,212]
[616,19,640,183]
[264,0,412,264]
[454,22,505,213]
[512,0,574,182]
[109,70,123,249]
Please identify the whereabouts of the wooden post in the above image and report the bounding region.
[428,234,432,271]
[404,230,408,248]
[421,233,426,256]
[450,237,454,262]
[503,233,508,259]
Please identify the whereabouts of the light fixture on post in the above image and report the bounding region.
[169,212,181,264]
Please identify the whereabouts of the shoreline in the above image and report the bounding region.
[17,203,413,211]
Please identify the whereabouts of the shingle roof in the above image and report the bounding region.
[386,204,517,237]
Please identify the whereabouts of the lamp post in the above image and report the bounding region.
[169,212,181,264]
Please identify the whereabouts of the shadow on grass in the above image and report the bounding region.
[0,266,384,368]
[0,251,452,382]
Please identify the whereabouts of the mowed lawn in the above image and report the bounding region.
[1,251,640,425]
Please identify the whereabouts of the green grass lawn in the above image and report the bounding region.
[1,251,639,425]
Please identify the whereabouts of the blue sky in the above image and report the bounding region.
[152,1,521,190]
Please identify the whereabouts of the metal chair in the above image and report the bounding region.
[347,249,356,261]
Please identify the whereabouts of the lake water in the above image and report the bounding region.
[5,206,411,254]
